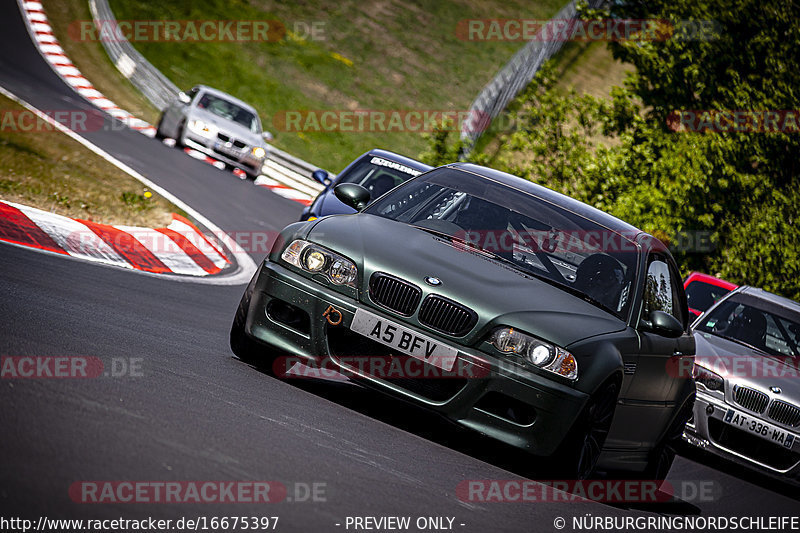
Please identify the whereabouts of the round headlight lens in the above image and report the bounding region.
[527,344,553,366]
[488,326,577,380]
[252,146,266,158]
[328,258,357,285]
[280,240,359,288]
[304,250,326,271]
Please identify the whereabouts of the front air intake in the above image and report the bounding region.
[368,272,421,316]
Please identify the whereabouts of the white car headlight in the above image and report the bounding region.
[251,146,266,159]
[693,362,725,394]
[188,119,216,138]
[281,240,357,287]
[489,327,578,380]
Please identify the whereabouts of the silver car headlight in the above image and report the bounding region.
[488,327,578,380]
[281,240,357,287]
[188,119,216,138]
[251,146,266,159]
[693,362,725,395]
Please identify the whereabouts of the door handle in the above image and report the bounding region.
[673,351,684,356]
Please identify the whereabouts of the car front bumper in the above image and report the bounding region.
[184,134,265,175]
[683,391,800,482]
[243,260,589,457]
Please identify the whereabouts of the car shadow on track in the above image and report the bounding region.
[238,355,705,515]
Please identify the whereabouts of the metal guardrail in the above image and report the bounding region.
[267,144,326,177]
[460,0,603,152]
[88,0,323,180]
[88,0,180,111]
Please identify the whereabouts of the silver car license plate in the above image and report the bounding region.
[350,308,458,372]
[214,141,238,156]
[724,408,796,449]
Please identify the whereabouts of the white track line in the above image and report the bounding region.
[0,84,257,285]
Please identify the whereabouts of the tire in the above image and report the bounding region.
[640,397,695,482]
[154,113,167,140]
[175,120,187,148]
[554,380,620,479]
[229,274,263,364]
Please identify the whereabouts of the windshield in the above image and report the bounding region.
[338,156,425,200]
[364,167,640,319]
[695,293,800,357]
[196,93,260,133]
[686,279,733,312]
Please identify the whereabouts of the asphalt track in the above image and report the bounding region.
[0,2,798,530]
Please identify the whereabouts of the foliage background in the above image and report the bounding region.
[421,0,800,300]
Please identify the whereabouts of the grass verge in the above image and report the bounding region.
[475,40,632,161]
[43,0,161,124]
[40,0,630,172]
[45,0,564,171]
[0,93,180,226]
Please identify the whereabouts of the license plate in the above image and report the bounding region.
[350,308,458,372]
[724,409,796,449]
[214,141,238,155]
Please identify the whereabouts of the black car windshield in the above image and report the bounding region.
[339,156,425,200]
[365,167,640,319]
[695,293,800,357]
[686,280,733,313]
[196,93,260,133]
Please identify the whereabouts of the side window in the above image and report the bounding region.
[642,257,675,319]
[667,261,686,328]
[185,87,200,102]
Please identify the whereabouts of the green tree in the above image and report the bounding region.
[421,0,800,299]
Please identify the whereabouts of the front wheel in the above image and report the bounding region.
[241,165,260,180]
[555,380,619,479]
[230,276,262,364]
[640,397,695,481]
[175,120,187,148]
[154,113,167,140]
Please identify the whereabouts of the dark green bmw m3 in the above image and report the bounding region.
[231,162,696,479]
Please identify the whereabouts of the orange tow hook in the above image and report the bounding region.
[323,305,343,326]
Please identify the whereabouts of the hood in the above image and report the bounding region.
[694,331,800,401]
[309,214,626,347]
[189,107,262,145]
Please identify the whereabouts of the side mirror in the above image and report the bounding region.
[262,131,274,142]
[177,92,191,104]
[334,183,371,211]
[312,169,330,185]
[640,310,684,338]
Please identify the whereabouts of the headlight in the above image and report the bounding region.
[488,327,578,380]
[692,362,724,394]
[252,146,266,158]
[280,240,357,287]
[188,119,216,138]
